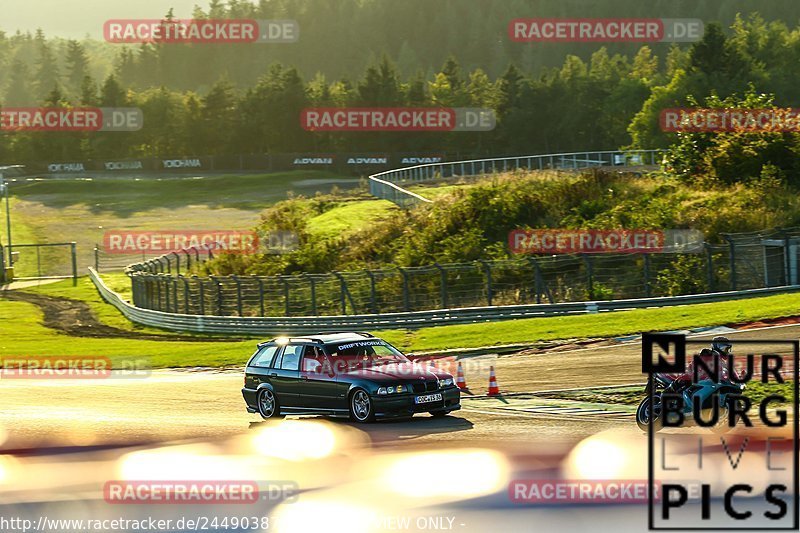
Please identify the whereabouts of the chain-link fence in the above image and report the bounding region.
[2,242,78,282]
[122,228,800,317]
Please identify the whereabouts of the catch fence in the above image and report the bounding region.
[123,227,799,317]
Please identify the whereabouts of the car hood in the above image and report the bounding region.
[339,362,450,383]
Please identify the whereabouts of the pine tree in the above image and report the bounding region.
[64,40,89,97]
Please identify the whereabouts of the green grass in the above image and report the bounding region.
[6,171,358,278]
[0,298,255,367]
[3,196,48,278]
[407,184,466,199]
[12,171,357,214]
[22,276,180,335]
[10,278,800,367]
[305,199,399,239]
[381,291,800,352]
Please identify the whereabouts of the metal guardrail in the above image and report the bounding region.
[368,149,665,206]
[89,267,800,335]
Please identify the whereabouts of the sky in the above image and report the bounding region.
[0,0,207,39]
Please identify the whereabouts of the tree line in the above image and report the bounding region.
[2,12,800,163]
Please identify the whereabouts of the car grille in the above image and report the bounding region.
[412,381,439,394]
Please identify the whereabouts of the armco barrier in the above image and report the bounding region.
[369,149,665,206]
[89,268,800,335]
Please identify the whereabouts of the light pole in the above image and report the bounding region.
[0,165,24,268]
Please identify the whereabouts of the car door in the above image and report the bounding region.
[299,345,342,410]
[258,343,303,409]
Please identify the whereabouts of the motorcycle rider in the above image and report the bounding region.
[671,336,735,412]
[673,336,733,384]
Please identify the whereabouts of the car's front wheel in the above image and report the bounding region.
[349,389,375,423]
[257,388,281,420]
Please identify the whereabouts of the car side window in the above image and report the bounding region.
[302,346,328,373]
[280,344,303,371]
[251,345,278,368]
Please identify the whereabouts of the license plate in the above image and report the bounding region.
[414,393,443,404]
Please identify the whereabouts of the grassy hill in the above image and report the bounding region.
[5,171,359,278]
[201,167,800,276]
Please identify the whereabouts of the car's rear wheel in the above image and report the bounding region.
[349,389,374,423]
[257,388,281,420]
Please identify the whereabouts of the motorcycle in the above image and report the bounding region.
[636,372,745,433]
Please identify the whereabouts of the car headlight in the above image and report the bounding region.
[377,384,408,395]
[439,378,454,388]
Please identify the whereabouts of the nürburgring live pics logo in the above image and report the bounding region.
[643,333,798,530]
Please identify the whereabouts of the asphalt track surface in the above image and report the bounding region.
[1,323,797,533]
[2,322,797,452]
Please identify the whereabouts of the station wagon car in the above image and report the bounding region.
[241,332,461,422]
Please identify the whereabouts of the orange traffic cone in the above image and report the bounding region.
[487,366,500,396]
[456,361,470,392]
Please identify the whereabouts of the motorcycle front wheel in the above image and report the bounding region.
[636,396,664,433]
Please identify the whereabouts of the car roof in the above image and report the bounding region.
[258,332,376,346]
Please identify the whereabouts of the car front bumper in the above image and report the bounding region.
[371,386,461,419]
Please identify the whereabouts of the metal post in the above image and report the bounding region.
[258,278,265,316]
[210,276,224,316]
[70,242,77,286]
[783,231,791,286]
[726,237,737,290]
[164,277,171,313]
[0,243,5,284]
[196,276,205,315]
[433,262,448,308]
[366,270,377,313]
[154,276,162,310]
[306,274,317,315]
[529,256,543,304]
[172,252,181,275]
[94,245,100,271]
[2,173,12,267]
[180,275,189,313]
[583,255,594,298]
[333,272,347,314]
[705,243,714,292]
[282,277,290,316]
[398,267,410,312]
[232,275,243,316]
[479,260,493,306]
[643,253,651,297]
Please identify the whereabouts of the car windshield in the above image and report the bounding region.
[329,341,409,369]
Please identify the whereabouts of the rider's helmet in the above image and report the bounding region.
[711,336,732,355]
